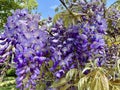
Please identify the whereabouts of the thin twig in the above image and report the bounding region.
[59,0,75,17]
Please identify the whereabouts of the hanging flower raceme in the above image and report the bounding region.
[0,9,39,64]
[76,0,107,66]
[107,7,120,37]
[0,9,49,90]
[0,0,109,89]
[14,30,48,89]
[49,0,107,79]
[104,7,120,72]
[49,20,78,78]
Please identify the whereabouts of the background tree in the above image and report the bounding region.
[0,0,38,31]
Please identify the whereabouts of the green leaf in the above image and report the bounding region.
[100,74,109,90]
[55,7,59,12]
[110,79,120,86]
[36,83,46,90]
[78,76,89,90]
[53,11,82,27]
[60,84,72,90]
[90,71,109,90]
[65,69,78,81]
[109,79,120,90]
[73,0,76,2]
[117,59,120,73]
[48,60,54,68]
[51,78,68,88]
[0,79,15,87]
[78,68,109,90]
[6,68,16,76]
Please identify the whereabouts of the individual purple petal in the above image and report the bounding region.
[16,76,24,82]
[34,68,40,75]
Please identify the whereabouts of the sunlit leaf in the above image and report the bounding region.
[90,70,109,90]
[36,83,46,90]
[117,59,120,73]
[65,69,78,81]
[109,79,120,90]
[78,75,89,90]
[51,78,68,88]
[110,79,120,86]
[0,79,15,87]
[60,84,72,90]
[78,68,110,90]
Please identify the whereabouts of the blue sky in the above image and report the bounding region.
[35,0,116,19]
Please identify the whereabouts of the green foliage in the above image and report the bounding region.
[78,75,89,90]
[0,0,20,30]
[0,79,15,87]
[65,69,78,81]
[53,11,85,27]
[6,68,16,76]
[0,77,17,90]
[109,79,120,90]
[0,0,38,30]
[19,0,38,11]
[105,35,120,47]
[51,68,80,90]
[117,59,120,74]
[78,68,109,90]
[51,67,120,90]
[35,62,55,90]
[0,85,16,90]
[51,78,68,88]
[53,0,84,27]
[36,82,46,90]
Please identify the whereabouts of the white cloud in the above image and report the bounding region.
[50,5,58,10]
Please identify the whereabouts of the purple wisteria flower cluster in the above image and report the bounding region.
[0,0,110,89]
[104,5,120,67]
[0,9,49,89]
[49,0,107,78]
[107,7,120,37]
